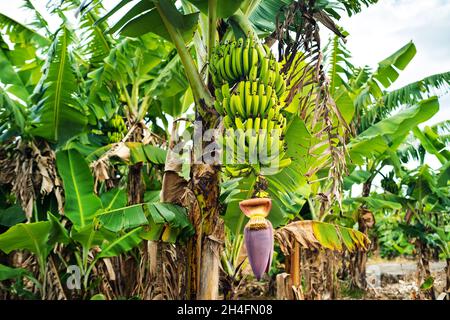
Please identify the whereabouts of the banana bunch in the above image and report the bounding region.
[381,174,399,194]
[210,38,286,97]
[107,115,127,143]
[215,81,280,119]
[211,38,291,174]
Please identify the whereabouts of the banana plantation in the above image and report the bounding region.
[0,0,449,301]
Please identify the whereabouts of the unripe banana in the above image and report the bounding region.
[211,39,288,180]
[250,45,258,70]
[260,94,269,117]
[261,118,268,131]
[218,56,227,82]
[278,158,292,169]
[252,95,260,116]
[215,88,223,101]
[223,115,233,128]
[265,84,274,101]
[243,39,250,75]
[236,129,246,163]
[267,118,275,135]
[223,97,233,118]
[244,81,252,116]
[231,94,246,118]
[248,131,258,164]
[246,118,254,132]
[222,83,231,99]
[253,117,261,135]
[214,100,224,114]
[230,42,239,78]
[224,51,234,81]
[235,117,245,130]
[266,107,275,123]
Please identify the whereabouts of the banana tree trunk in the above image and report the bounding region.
[350,179,374,290]
[416,239,436,300]
[187,163,223,299]
[445,259,450,299]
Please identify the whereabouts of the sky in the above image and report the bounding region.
[327,0,450,128]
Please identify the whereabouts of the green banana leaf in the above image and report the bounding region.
[98,227,143,258]
[249,0,292,35]
[103,0,199,43]
[343,170,371,190]
[348,97,440,164]
[127,142,167,165]
[97,203,148,233]
[188,0,243,18]
[56,149,103,229]
[343,195,403,212]
[0,204,26,227]
[0,87,26,136]
[0,41,30,102]
[30,26,87,145]
[142,202,194,244]
[0,264,31,281]
[375,41,417,88]
[413,126,450,165]
[0,221,53,268]
[71,224,115,251]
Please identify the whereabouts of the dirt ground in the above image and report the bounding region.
[363,258,447,300]
[238,257,448,300]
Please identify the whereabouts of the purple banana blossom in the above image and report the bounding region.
[244,221,274,280]
[240,198,274,280]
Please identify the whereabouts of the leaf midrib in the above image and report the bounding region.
[99,227,141,257]
[53,28,67,141]
[68,151,85,227]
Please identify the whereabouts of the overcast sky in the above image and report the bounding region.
[330,0,450,128]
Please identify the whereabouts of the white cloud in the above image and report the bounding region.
[321,0,450,129]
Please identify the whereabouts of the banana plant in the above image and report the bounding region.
[0,148,193,297]
[324,32,449,289]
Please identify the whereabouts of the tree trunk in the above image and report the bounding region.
[415,239,436,300]
[350,179,374,290]
[446,258,450,296]
[187,163,223,299]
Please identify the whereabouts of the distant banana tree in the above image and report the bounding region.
[324,33,450,289]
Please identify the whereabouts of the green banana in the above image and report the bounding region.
[223,97,233,118]
[249,65,258,82]
[230,42,239,78]
[246,118,254,131]
[231,94,246,118]
[214,100,224,115]
[235,117,245,130]
[223,115,233,128]
[244,81,252,116]
[243,39,250,75]
[224,51,234,81]
[221,83,231,99]
[252,95,260,116]
[253,117,261,135]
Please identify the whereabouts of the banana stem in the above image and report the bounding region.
[229,11,262,49]
[208,0,217,64]
[241,0,261,16]
[155,2,213,109]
